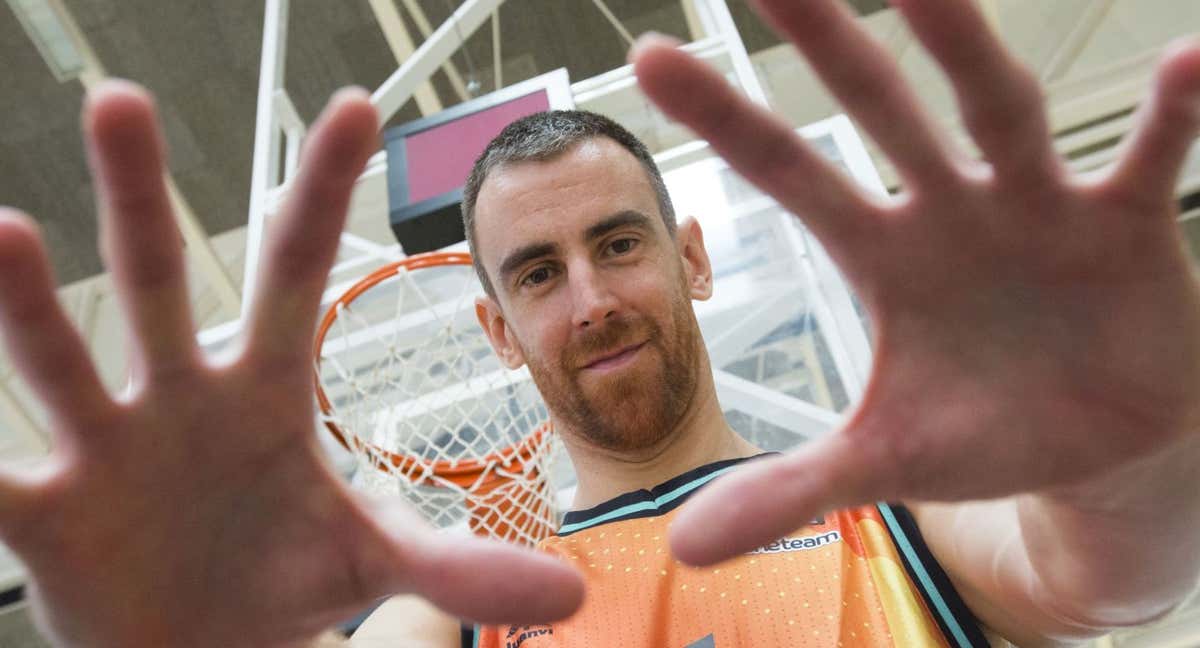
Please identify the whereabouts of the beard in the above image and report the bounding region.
[521,288,702,452]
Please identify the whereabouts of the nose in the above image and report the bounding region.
[569,262,619,329]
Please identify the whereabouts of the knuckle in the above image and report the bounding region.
[245,343,312,382]
[964,66,1045,137]
[746,127,805,186]
[997,67,1044,120]
[757,136,800,178]
[105,187,170,225]
[119,249,184,291]
[1009,66,1046,112]
[265,235,324,280]
[143,352,201,386]
[0,286,57,331]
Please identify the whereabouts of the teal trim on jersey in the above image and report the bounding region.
[878,503,973,648]
[472,624,480,648]
[557,465,738,535]
[653,465,737,509]
[557,500,658,535]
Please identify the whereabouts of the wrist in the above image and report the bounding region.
[1039,431,1200,517]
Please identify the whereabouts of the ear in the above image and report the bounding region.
[475,295,527,369]
[676,217,713,301]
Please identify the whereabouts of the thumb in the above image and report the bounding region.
[1107,38,1200,204]
[405,533,585,625]
[365,497,584,625]
[669,434,885,566]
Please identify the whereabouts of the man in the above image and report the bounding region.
[354,108,993,647]
[0,1,1196,647]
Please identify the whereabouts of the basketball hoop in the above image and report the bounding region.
[314,252,561,547]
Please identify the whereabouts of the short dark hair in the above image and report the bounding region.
[461,110,676,296]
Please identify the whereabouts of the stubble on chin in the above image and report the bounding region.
[528,299,701,453]
[574,346,675,451]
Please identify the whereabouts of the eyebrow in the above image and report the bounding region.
[585,210,654,241]
[498,241,559,285]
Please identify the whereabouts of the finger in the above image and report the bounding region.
[751,0,960,188]
[244,89,378,363]
[0,457,69,539]
[0,211,114,431]
[669,434,885,566]
[1105,39,1200,207]
[403,533,586,625]
[0,471,34,526]
[360,497,585,624]
[632,36,881,261]
[83,80,198,379]
[891,0,1061,184]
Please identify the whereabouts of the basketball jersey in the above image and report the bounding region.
[475,455,990,648]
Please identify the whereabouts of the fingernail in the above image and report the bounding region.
[628,31,684,64]
[0,208,34,237]
[331,85,371,107]
[83,78,144,109]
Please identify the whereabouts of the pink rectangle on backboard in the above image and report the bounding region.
[404,91,552,204]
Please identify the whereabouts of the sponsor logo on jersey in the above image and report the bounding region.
[505,624,553,648]
[748,530,841,555]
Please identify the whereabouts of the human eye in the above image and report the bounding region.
[606,237,638,256]
[520,265,555,288]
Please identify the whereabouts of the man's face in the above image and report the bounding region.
[472,138,711,452]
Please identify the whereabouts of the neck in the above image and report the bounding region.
[558,364,760,510]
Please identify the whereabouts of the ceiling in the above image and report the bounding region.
[2,0,1194,286]
[1,0,867,284]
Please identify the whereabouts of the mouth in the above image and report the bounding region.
[581,342,647,373]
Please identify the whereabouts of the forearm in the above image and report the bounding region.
[915,433,1200,644]
[1015,432,1200,627]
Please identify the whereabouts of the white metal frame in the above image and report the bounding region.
[239,0,507,319]
[664,116,881,437]
[206,0,777,348]
[685,0,769,106]
[242,0,291,319]
[371,0,506,123]
[368,0,444,116]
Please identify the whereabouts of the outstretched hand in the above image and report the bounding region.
[0,82,581,648]
[633,0,1200,564]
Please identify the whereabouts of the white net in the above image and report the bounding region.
[315,254,563,547]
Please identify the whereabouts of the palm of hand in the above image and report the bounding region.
[17,369,385,647]
[631,0,1200,563]
[857,168,1200,501]
[0,85,580,647]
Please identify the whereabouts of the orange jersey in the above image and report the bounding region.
[476,456,988,648]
